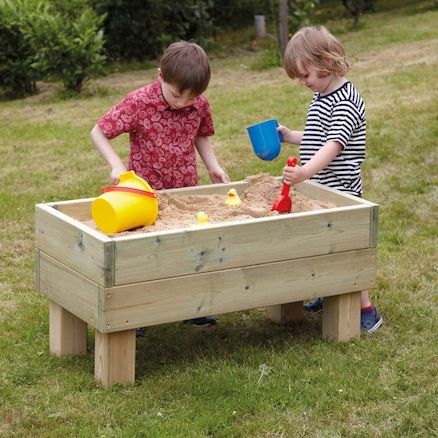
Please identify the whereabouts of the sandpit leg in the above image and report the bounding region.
[94,329,136,387]
[322,292,361,342]
[49,301,87,356]
[267,301,304,323]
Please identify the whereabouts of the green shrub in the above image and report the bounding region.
[251,44,283,70]
[0,0,106,98]
[0,0,38,99]
[209,0,271,29]
[341,0,378,27]
[289,0,317,32]
[22,0,106,94]
[92,0,214,61]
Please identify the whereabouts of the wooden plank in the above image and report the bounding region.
[322,292,361,341]
[101,248,376,332]
[35,249,40,292]
[114,205,373,285]
[54,199,94,221]
[49,302,88,356]
[38,252,100,329]
[41,180,367,215]
[267,301,304,323]
[295,180,364,206]
[43,179,363,212]
[35,203,114,286]
[94,329,136,387]
[163,179,364,205]
[160,181,247,197]
[370,204,379,248]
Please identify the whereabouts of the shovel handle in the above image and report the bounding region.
[287,156,298,167]
[281,156,298,194]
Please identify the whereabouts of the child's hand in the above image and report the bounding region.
[209,166,230,184]
[277,124,294,143]
[111,166,127,184]
[283,164,308,185]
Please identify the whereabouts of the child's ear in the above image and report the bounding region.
[157,68,162,80]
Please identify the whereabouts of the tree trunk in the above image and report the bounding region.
[278,0,289,56]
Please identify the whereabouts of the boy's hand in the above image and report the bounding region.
[194,136,230,183]
[209,166,230,184]
[282,164,308,185]
[111,166,127,184]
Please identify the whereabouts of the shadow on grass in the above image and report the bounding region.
[133,310,322,380]
[39,311,323,386]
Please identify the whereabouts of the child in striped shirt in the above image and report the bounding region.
[277,25,382,333]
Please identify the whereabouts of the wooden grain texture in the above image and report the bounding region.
[101,248,376,332]
[54,198,94,221]
[266,301,305,323]
[370,204,379,248]
[159,181,246,197]
[36,181,380,386]
[35,249,40,292]
[94,329,136,387]
[295,180,365,206]
[35,203,114,286]
[114,205,373,285]
[322,292,361,341]
[49,301,88,356]
[38,252,100,329]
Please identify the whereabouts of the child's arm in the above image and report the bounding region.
[282,140,342,185]
[195,136,230,184]
[277,124,304,145]
[91,124,127,184]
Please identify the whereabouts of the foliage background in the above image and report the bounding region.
[1,0,320,98]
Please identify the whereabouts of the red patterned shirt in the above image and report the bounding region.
[98,80,214,190]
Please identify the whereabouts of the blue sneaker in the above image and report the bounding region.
[304,298,323,313]
[361,306,383,333]
[136,327,146,337]
[184,316,217,327]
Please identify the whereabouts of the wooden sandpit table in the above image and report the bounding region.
[35,179,378,387]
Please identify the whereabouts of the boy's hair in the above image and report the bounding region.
[160,41,211,96]
[284,26,351,79]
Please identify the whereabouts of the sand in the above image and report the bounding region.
[110,173,335,234]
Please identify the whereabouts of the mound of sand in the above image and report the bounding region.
[125,173,334,234]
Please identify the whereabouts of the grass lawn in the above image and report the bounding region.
[1,1,437,436]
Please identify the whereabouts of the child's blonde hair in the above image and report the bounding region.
[284,26,351,79]
[160,41,210,96]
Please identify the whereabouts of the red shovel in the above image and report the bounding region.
[272,156,298,213]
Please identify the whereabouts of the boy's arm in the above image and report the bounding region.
[277,124,304,145]
[195,136,230,184]
[91,124,127,183]
[282,140,342,185]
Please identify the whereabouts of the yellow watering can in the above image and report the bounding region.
[92,171,158,234]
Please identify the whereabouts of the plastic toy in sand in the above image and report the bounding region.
[224,188,241,207]
[196,211,209,226]
[92,171,158,234]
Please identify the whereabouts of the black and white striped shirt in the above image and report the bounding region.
[301,81,366,196]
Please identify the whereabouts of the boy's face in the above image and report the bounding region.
[294,61,335,95]
[159,72,197,110]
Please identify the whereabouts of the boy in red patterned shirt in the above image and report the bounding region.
[91,40,229,190]
[91,41,229,328]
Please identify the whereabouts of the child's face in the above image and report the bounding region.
[294,61,335,95]
[159,76,197,110]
